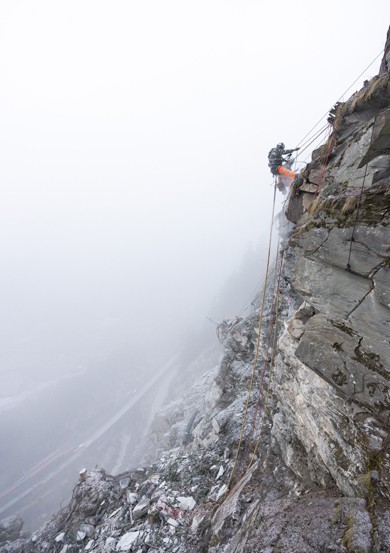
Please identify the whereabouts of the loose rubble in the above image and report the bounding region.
[1,28,390,553]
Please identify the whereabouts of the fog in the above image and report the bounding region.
[0,0,389,528]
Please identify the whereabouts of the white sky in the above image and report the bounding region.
[0,1,389,384]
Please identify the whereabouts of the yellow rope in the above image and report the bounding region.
[247,250,284,470]
[245,246,280,453]
[226,182,277,490]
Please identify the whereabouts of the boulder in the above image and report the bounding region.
[116,531,140,551]
[177,496,196,511]
[132,497,150,520]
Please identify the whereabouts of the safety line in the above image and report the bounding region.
[294,123,329,158]
[247,248,284,470]
[225,48,384,495]
[235,179,277,318]
[297,123,329,154]
[245,246,280,454]
[302,126,332,168]
[292,124,330,168]
[226,182,277,491]
[295,49,384,150]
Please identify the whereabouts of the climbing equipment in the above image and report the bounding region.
[245,246,280,455]
[277,165,297,179]
[294,123,330,162]
[224,48,386,498]
[226,182,277,491]
[295,49,384,152]
[247,249,284,471]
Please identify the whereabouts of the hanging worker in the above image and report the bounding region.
[268,143,299,176]
[268,142,300,194]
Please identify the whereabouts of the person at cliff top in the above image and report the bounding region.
[268,142,299,176]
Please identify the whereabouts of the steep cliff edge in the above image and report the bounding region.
[276,50,390,502]
[1,34,390,553]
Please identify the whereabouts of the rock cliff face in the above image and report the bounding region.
[276,57,390,505]
[1,32,390,553]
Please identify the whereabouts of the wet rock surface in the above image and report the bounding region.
[2,30,390,553]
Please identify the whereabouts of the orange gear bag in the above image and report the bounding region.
[277,166,297,179]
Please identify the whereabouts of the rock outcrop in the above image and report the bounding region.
[1,29,390,553]
[274,53,390,505]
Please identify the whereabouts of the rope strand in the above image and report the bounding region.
[247,249,285,471]
[295,50,383,150]
[226,182,277,490]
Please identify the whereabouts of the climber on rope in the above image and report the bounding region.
[267,142,299,176]
[268,142,300,193]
